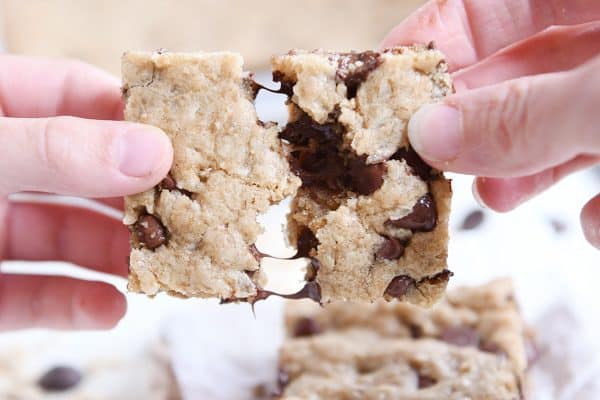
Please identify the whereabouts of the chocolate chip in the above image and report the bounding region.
[460,209,485,230]
[336,51,382,98]
[418,374,436,389]
[440,326,480,347]
[391,147,432,181]
[386,194,437,232]
[479,341,507,357]
[159,174,177,191]
[348,159,386,195]
[384,275,415,299]
[409,324,422,339]
[295,227,319,258]
[549,218,567,234]
[424,269,453,286]
[134,214,168,250]
[38,366,82,392]
[293,317,323,337]
[376,237,405,260]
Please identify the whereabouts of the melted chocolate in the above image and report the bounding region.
[294,227,319,258]
[249,244,266,261]
[347,158,387,195]
[386,194,437,232]
[281,112,385,195]
[272,70,295,96]
[336,51,382,98]
[391,147,432,180]
[251,281,322,305]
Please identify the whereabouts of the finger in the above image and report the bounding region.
[581,193,600,249]
[0,116,173,197]
[4,202,130,277]
[381,0,600,71]
[0,275,126,330]
[0,55,123,119]
[473,155,600,212]
[455,22,600,90]
[408,56,600,177]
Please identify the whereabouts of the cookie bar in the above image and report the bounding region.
[272,46,453,305]
[277,279,528,399]
[122,51,300,298]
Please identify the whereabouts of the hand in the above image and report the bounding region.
[0,56,173,330]
[382,0,600,248]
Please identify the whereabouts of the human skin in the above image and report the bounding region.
[0,56,173,330]
[382,0,600,249]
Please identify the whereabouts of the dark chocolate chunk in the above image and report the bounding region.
[384,275,415,299]
[348,158,386,195]
[386,194,437,232]
[293,317,323,337]
[38,366,82,392]
[460,209,485,230]
[295,227,319,258]
[391,147,432,181]
[376,237,405,260]
[159,174,177,191]
[418,374,437,389]
[336,51,382,98]
[134,214,168,250]
[440,326,480,347]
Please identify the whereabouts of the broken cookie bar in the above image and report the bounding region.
[122,51,300,298]
[272,46,453,305]
[277,279,529,400]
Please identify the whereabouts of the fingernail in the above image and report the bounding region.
[117,127,167,177]
[408,104,462,163]
[471,178,488,209]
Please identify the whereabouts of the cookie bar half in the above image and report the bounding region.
[272,46,453,305]
[277,279,529,399]
[122,51,300,298]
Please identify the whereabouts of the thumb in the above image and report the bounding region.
[407,56,600,177]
